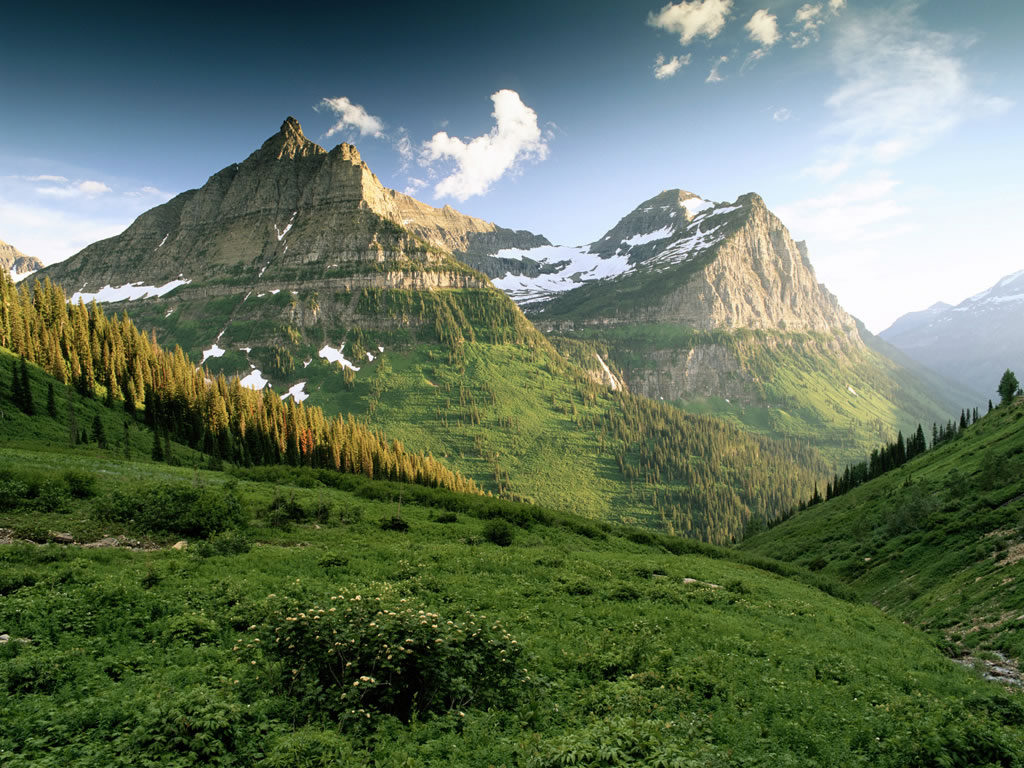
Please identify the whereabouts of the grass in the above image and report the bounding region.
[2,442,1022,767]
[740,398,1024,661]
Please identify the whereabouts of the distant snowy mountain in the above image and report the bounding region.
[881,270,1024,397]
[0,239,43,283]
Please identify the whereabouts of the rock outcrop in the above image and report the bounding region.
[0,239,43,281]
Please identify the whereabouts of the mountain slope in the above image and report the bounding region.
[0,239,42,283]
[24,129,827,541]
[882,269,1024,398]
[740,397,1024,665]
[482,190,968,466]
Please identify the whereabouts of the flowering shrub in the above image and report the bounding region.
[240,588,527,723]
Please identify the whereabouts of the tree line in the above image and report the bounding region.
[0,272,478,494]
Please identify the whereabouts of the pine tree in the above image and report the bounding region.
[151,429,164,461]
[998,369,1019,406]
[17,356,33,415]
[92,415,107,448]
[46,383,57,418]
[989,399,993,413]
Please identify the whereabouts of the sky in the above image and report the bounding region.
[1,0,1020,332]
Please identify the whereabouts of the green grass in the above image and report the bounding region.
[740,398,1024,661]
[2,444,1023,767]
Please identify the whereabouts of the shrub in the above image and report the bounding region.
[483,519,514,546]
[125,684,250,765]
[29,484,72,515]
[93,482,244,538]
[259,727,363,767]
[193,531,252,558]
[242,589,527,724]
[0,479,29,512]
[379,516,409,532]
[433,511,458,523]
[62,469,97,498]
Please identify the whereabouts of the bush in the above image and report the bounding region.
[379,516,409,532]
[93,482,244,538]
[62,469,97,498]
[483,519,514,546]
[193,531,252,558]
[433,511,458,523]
[259,727,363,767]
[243,590,527,724]
[125,684,251,765]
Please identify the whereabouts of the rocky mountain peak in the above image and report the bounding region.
[256,116,326,161]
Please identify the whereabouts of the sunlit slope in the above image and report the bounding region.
[740,398,1024,661]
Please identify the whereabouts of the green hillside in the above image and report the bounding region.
[3,442,1023,766]
[552,322,970,468]
[740,396,1024,663]
[5,273,831,543]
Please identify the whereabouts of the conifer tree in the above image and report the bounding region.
[998,369,1019,406]
[92,415,107,448]
[151,429,164,461]
[46,382,57,418]
[17,356,33,415]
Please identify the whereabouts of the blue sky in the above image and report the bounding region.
[1,0,1020,331]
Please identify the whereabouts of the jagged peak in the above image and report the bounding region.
[256,117,326,161]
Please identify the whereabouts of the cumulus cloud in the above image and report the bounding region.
[403,178,428,196]
[807,5,1011,176]
[653,53,690,79]
[36,179,112,199]
[422,89,549,201]
[320,96,384,139]
[773,107,792,122]
[706,55,729,83]
[648,0,732,46]
[745,9,779,47]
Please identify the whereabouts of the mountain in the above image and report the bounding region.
[0,238,43,282]
[479,190,970,465]
[740,396,1024,672]
[29,121,827,541]
[881,269,1024,399]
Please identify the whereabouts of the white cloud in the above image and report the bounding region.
[772,107,791,122]
[422,89,549,201]
[706,55,729,83]
[653,53,689,79]
[21,174,69,183]
[745,9,779,47]
[403,178,428,196]
[36,179,112,199]
[788,1,846,48]
[394,130,414,170]
[320,96,384,139]
[648,0,732,46]
[806,5,1012,177]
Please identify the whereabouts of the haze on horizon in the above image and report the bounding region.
[1,0,1020,333]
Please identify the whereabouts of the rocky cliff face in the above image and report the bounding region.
[490,189,859,341]
[37,118,546,301]
[1,239,43,281]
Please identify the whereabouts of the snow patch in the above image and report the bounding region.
[280,381,308,403]
[11,268,36,284]
[709,204,741,216]
[847,385,858,396]
[366,351,375,362]
[157,233,169,248]
[270,289,280,295]
[319,344,360,371]
[239,369,270,390]
[492,244,631,305]
[622,225,674,247]
[164,307,175,318]
[681,196,713,215]
[200,344,226,364]
[240,346,252,354]
[303,358,312,368]
[594,353,619,391]
[70,279,190,304]
[275,211,297,241]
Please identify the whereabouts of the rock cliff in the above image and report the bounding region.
[0,239,43,281]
